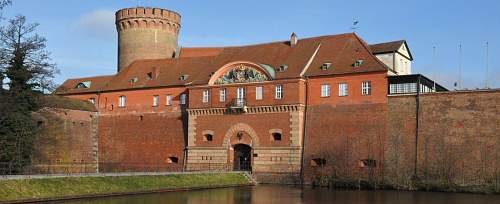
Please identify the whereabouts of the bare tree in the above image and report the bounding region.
[0,15,58,94]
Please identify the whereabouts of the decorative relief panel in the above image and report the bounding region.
[214,64,269,85]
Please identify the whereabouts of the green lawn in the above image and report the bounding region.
[0,173,251,202]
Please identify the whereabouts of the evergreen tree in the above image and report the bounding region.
[0,10,58,173]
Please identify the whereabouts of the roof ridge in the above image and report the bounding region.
[179,33,354,49]
[351,32,390,71]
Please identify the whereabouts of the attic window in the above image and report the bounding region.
[321,62,332,70]
[146,72,153,80]
[180,74,189,81]
[129,77,138,84]
[75,81,91,89]
[277,64,288,72]
[353,59,364,67]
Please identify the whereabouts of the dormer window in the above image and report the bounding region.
[321,62,332,70]
[180,74,189,81]
[277,64,288,72]
[146,72,153,80]
[129,77,138,84]
[75,81,91,89]
[353,59,364,67]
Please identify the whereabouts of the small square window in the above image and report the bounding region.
[311,158,326,167]
[272,133,282,141]
[204,134,213,142]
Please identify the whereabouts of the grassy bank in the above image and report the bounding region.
[0,173,251,202]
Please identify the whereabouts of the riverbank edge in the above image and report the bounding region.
[2,184,253,204]
[0,173,254,204]
[309,178,500,194]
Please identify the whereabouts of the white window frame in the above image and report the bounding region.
[255,86,263,100]
[166,95,173,106]
[219,88,226,102]
[180,93,187,105]
[362,81,371,96]
[202,89,210,103]
[118,95,126,107]
[275,85,283,99]
[152,95,159,107]
[321,84,330,97]
[338,83,348,96]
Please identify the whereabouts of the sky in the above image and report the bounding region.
[2,0,499,89]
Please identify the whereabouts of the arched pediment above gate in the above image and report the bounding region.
[208,61,275,85]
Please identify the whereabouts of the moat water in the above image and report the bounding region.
[58,185,500,204]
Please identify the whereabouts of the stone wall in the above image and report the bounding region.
[31,108,98,173]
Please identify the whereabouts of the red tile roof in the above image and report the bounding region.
[56,33,389,95]
[369,40,405,54]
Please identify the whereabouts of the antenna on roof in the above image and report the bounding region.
[485,41,489,88]
[350,18,360,32]
[458,44,462,90]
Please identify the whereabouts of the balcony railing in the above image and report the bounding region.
[229,98,247,112]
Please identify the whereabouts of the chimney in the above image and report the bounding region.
[290,32,298,47]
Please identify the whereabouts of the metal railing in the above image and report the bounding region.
[229,98,246,108]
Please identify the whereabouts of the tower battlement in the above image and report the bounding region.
[115,7,181,33]
[115,7,181,72]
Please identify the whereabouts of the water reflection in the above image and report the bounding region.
[59,185,500,204]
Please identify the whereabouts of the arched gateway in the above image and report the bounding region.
[223,123,259,171]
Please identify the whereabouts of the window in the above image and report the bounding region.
[146,72,153,80]
[180,93,187,105]
[321,62,332,70]
[362,81,371,95]
[255,86,263,100]
[359,159,377,168]
[353,59,364,67]
[321,84,330,97]
[166,95,173,106]
[219,88,226,102]
[88,98,96,104]
[339,83,348,96]
[275,85,283,99]
[152,95,159,107]
[118,96,126,107]
[75,81,91,89]
[311,158,326,167]
[272,133,282,141]
[204,134,213,142]
[202,90,210,103]
[277,64,288,72]
[167,157,179,164]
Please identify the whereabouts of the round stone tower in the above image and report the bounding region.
[115,7,181,72]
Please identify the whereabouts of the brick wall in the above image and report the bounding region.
[303,103,388,184]
[386,90,500,187]
[98,111,186,172]
[31,108,98,173]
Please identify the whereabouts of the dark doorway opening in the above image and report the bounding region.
[233,144,252,171]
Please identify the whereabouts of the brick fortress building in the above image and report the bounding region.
[55,7,452,183]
